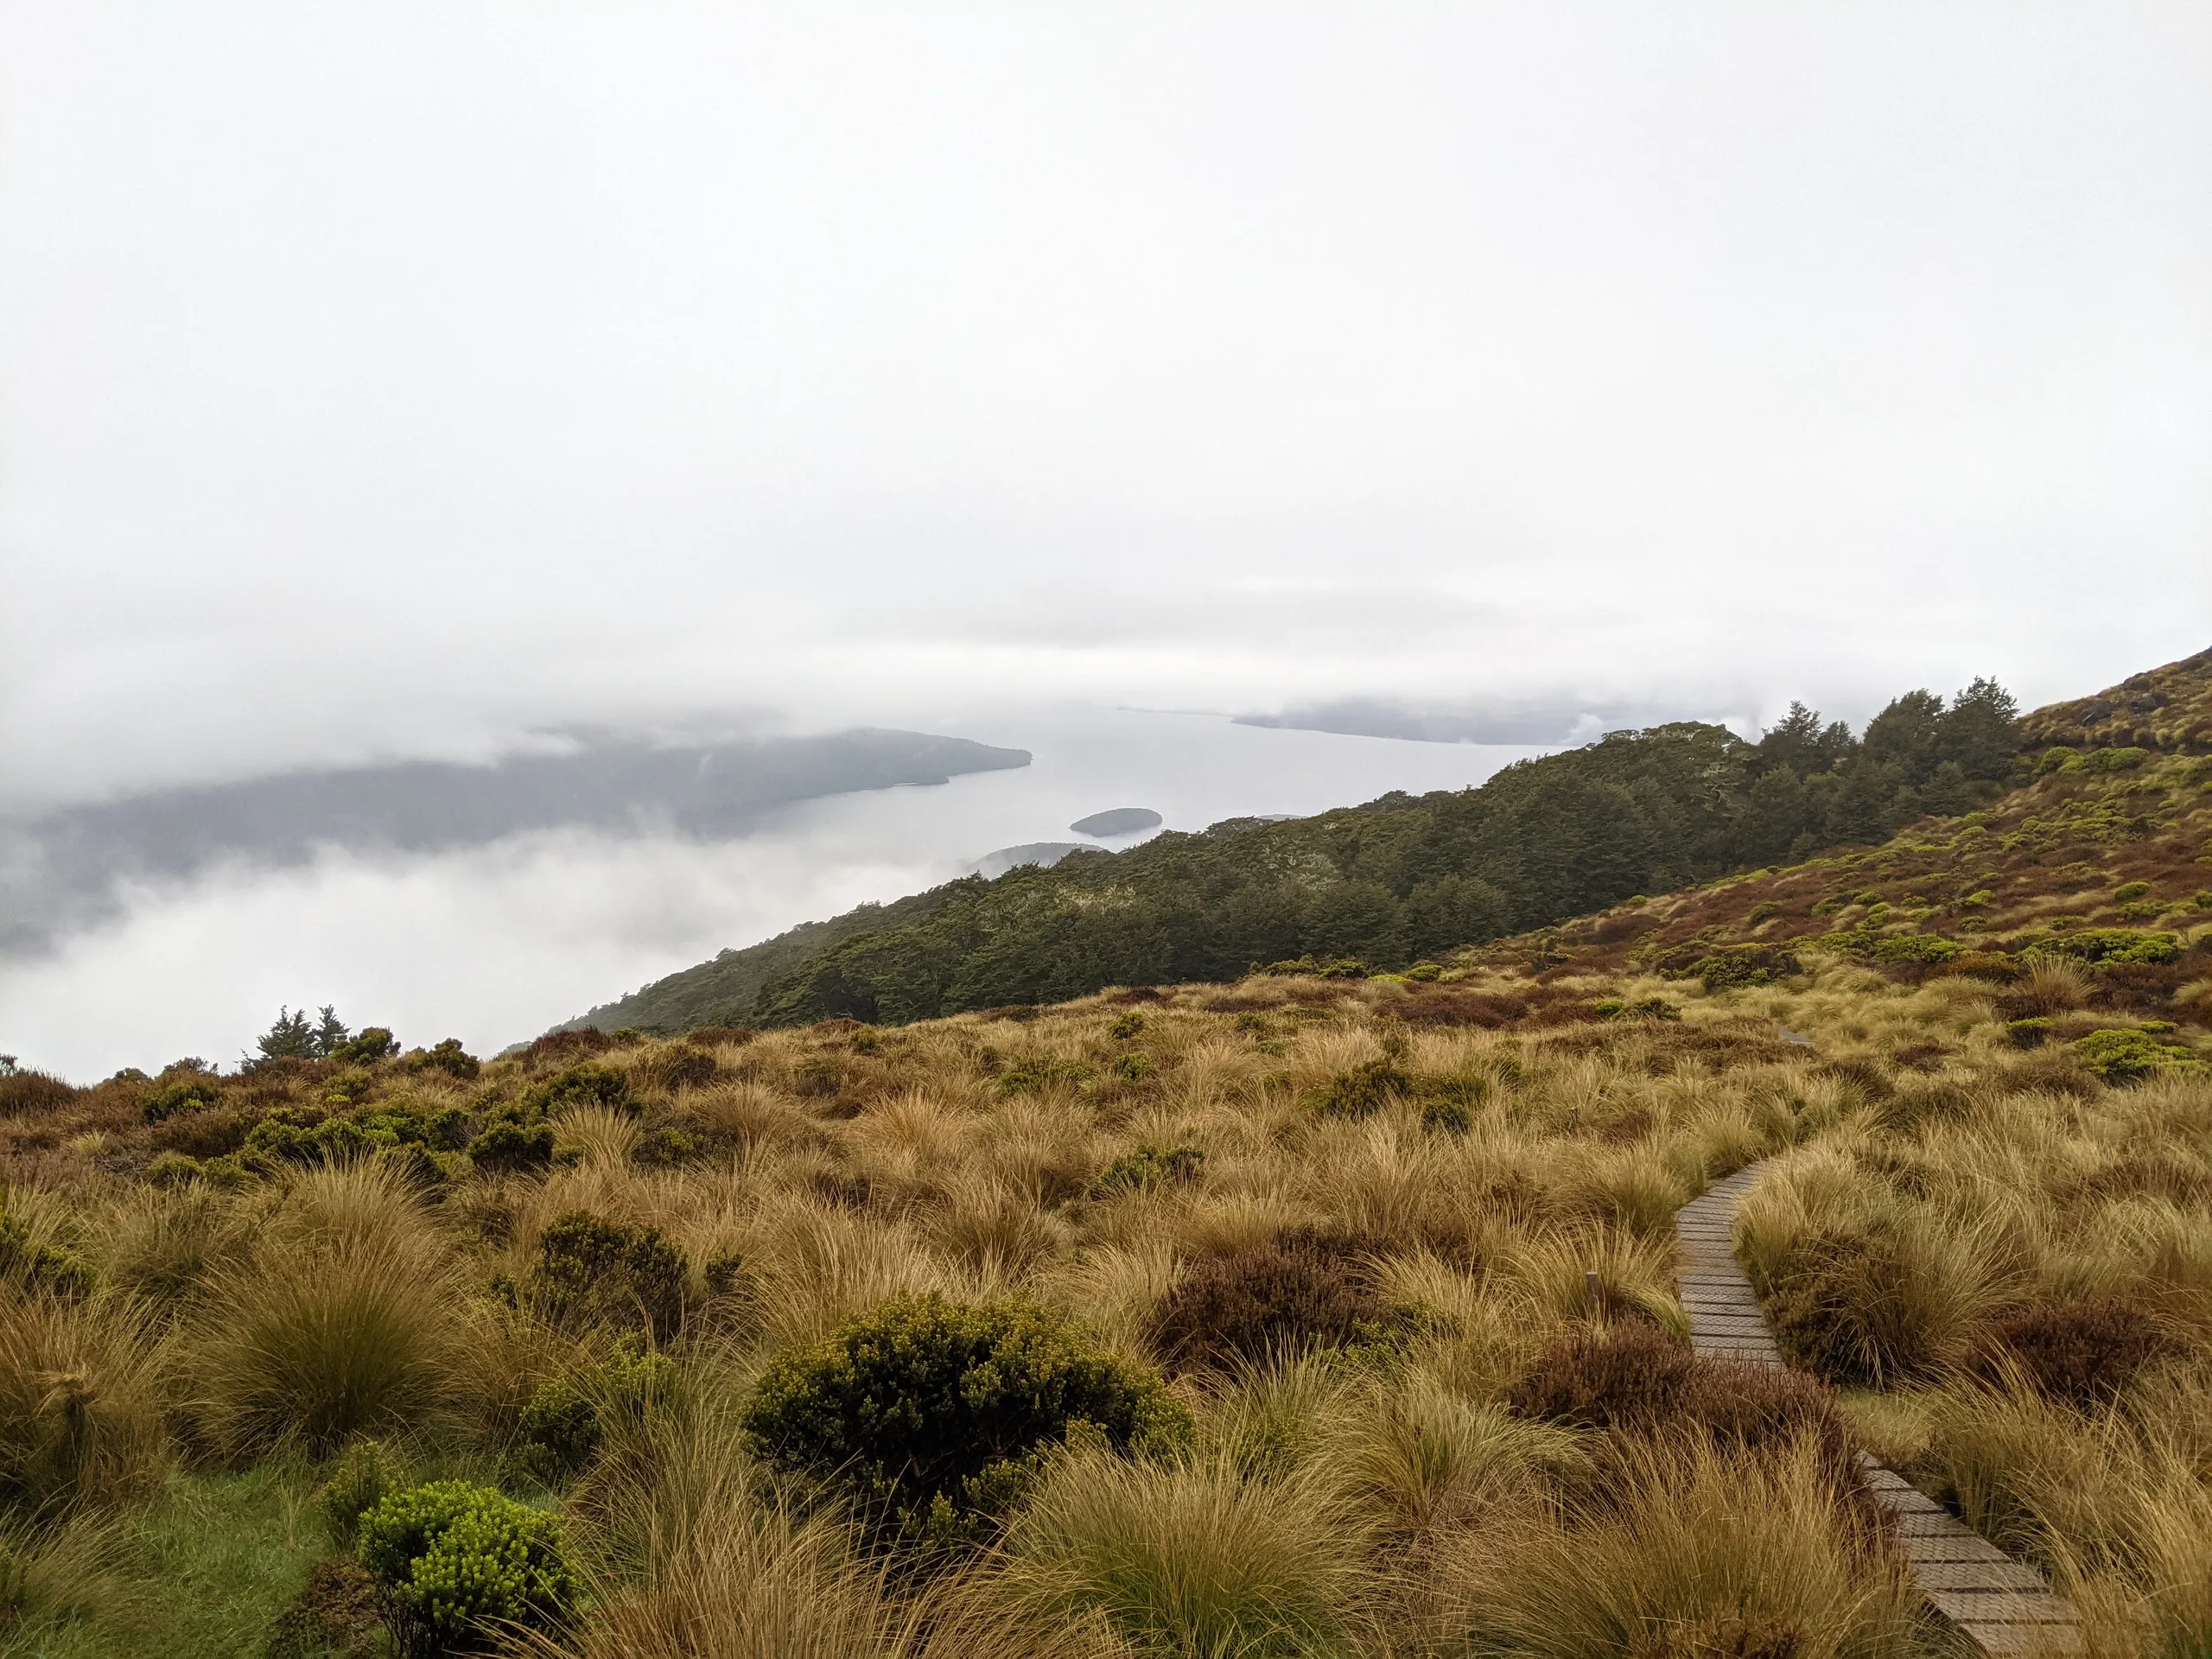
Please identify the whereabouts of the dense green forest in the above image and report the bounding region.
[559,680,2019,1033]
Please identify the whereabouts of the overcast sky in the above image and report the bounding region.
[4,1,2209,811]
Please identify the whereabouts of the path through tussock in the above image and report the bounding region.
[1675,1163,2082,1656]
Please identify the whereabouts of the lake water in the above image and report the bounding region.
[0,707,1542,1080]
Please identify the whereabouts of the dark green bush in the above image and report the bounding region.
[2113,881,2152,903]
[1090,1143,1205,1198]
[1109,1052,1155,1084]
[743,1295,1189,1549]
[466,1113,556,1175]
[331,1028,399,1065]
[358,1480,573,1656]
[1688,946,1802,992]
[1311,1058,1410,1118]
[406,1039,480,1080]
[1108,1011,1147,1040]
[2005,1017,2053,1049]
[318,1439,394,1548]
[527,1212,689,1339]
[141,1071,224,1124]
[529,1064,632,1116]
[514,1337,676,1484]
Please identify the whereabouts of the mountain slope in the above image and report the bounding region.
[552,673,2028,1035]
[1497,646,2212,1013]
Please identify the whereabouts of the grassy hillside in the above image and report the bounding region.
[3,931,2208,1653]
[559,673,2025,1035]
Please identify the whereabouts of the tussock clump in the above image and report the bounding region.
[0,1294,168,1522]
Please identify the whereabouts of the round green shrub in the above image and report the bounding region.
[528,1212,689,1339]
[2071,1027,2202,1083]
[743,1295,1190,1550]
[358,1481,572,1656]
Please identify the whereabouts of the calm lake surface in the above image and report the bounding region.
[1,708,1543,1079]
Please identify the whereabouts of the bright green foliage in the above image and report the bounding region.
[357,1481,572,1656]
[742,1295,1191,1550]
[2113,880,2152,902]
[2071,1028,2203,1083]
[2025,928,2183,965]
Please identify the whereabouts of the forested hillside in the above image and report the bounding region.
[559,677,2022,1033]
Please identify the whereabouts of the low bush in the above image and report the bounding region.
[2072,1027,2202,1082]
[514,1338,677,1485]
[525,1212,690,1340]
[467,1109,556,1175]
[531,1065,633,1116]
[1686,945,1802,992]
[1310,1058,1410,1118]
[141,1071,224,1124]
[2028,928,2182,965]
[742,1295,1190,1549]
[1503,1323,1696,1430]
[405,1039,480,1080]
[359,1480,574,1656]
[1148,1230,1388,1372]
[319,1437,395,1547]
[332,1028,400,1064]
[1090,1143,1204,1198]
[1972,1298,2177,1408]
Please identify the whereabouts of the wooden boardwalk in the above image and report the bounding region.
[1675,1164,2084,1656]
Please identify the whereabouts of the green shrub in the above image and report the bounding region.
[1091,1143,1205,1198]
[2005,1017,2052,1049]
[2027,928,2182,965]
[1404,960,1445,981]
[1108,1011,1147,1040]
[529,1064,632,1116]
[358,1481,573,1656]
[465,1113,555,1175]
[319,1438,395,1547]
[527,1212,689,1339]
[514,1337,675,1485]
[405,1039,480,1080]
[743,1295,1190,1550]
[1109,1052,1155,1084]
[331,1028,399,1065]
[1311,1058,1410,1118]
[2071,1027,2202,1083]
[140,1071,223,1124]
[2114,880,2152,903]
[1687,946,1801,992]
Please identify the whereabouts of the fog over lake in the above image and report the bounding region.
[2,709,1544,1080]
